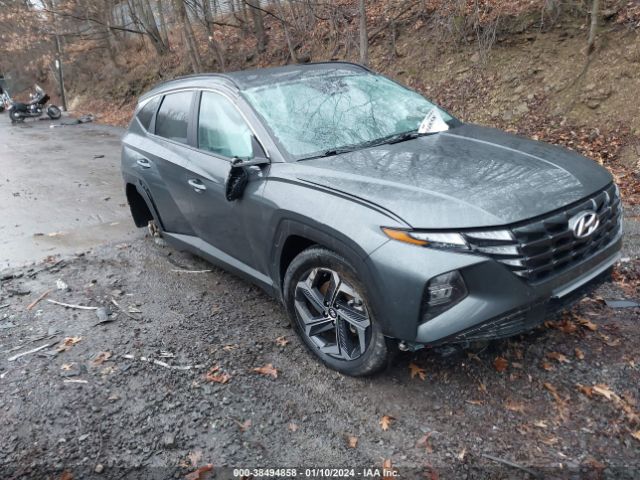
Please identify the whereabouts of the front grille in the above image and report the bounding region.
[464,183,622,283]
[451,305,538,342]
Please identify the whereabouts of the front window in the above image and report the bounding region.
[198,91,253,159]
[242,72,456,160]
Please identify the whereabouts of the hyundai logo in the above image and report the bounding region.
[569,211,599,239]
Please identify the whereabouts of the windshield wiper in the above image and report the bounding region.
[299,131,438,161]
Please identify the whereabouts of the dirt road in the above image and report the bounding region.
[0,119,138,269]
[0,119,639,479]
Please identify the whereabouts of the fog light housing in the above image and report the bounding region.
[422,270,468,322]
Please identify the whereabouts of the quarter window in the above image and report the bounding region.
[155,91,193,144]
[198,91,252,159]
[136,96,160,131]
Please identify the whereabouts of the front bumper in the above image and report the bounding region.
[364,232,622,344]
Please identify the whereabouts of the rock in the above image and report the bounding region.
[162,433,176,448]
[585,83,596,91]
[95,464,104,474]
[470,52,480,63]
[514,103,529,115]
[618,145,640,169]
[95,307,112,324]
[502,111,513,122]
[586,99,600,109]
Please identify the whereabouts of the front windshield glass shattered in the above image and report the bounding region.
[242,72,455,160]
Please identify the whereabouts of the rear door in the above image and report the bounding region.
[138,90,198,234]
[181,90,269,273]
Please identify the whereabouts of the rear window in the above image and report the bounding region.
[155,91,193,143]
[136,96,160,131]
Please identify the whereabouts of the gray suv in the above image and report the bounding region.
[121,62,622,376]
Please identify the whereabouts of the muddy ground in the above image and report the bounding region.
[0,227,639,480]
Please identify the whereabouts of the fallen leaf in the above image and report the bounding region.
[533,420,548,429]
[493,356,508,372]
[204,366,231,384]
[382,458,396,480]
[185,464,214,480]
[575,348,585,360]
[577,384,594,397]
[288,422,298,432]
[541,361,555,371]
[91,351,112,366]
[57,336,82,352]
[60,471,73,480]
[631,431,640,442]
[235,419,251,432]
[417,432,433,453]
[576,316,598,331]
[457,447,467,460]
[380,415,394,431]
[557,319,578,334]
[504,400,526,413]
[275,336,289,347]
[409,362,426,380]
[546,351,570,364]
[346,435,358,448]
[541,436,559,446]
[466,399,483,406]
[592,384,617,401]
[253,363,278,379]
[222,344,237,352]
[61,363,74,371]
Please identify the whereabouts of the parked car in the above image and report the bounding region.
[121,62,622,376]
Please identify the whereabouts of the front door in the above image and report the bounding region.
[182,90,269,275]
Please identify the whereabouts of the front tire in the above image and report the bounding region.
[47,105,62,120]
[9,110,22,123]
[283,247,389,376]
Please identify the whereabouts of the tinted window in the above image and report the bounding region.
[198,91,252,158]
[136,96,160,131]
[155,91,193,143]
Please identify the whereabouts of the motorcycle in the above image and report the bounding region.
[8,85,62,123]
[0,89,9,114]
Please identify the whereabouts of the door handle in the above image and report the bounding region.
[188,179,206,192]
[136,158,151,168]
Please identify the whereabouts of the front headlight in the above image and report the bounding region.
[382,227,469,250]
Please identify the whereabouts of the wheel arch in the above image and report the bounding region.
[271,217,376,302]
[124,179,164,230]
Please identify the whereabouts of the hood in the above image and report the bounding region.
[295,124,613,229]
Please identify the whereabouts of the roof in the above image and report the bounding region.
[140,62,370,100]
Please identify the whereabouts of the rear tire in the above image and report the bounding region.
[47,105,62,120]
[283,247,389,376]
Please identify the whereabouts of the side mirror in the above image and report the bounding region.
[225,136,269,202]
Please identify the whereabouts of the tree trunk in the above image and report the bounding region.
[156,0,170,48]
[247,0,266,53]
[203,0,226,70]
[173,0,203,72]
[359,0,368,65]
[587,0,599,54]
[274,0,297,62]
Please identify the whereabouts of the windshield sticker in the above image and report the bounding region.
[418,109,449,134]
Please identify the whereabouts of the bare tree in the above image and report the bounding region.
[359,0,368,65]
[173,0,202,72]
[246,0,266,53]
[587,0,599,54]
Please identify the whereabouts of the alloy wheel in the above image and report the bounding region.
[294,267,371,361]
